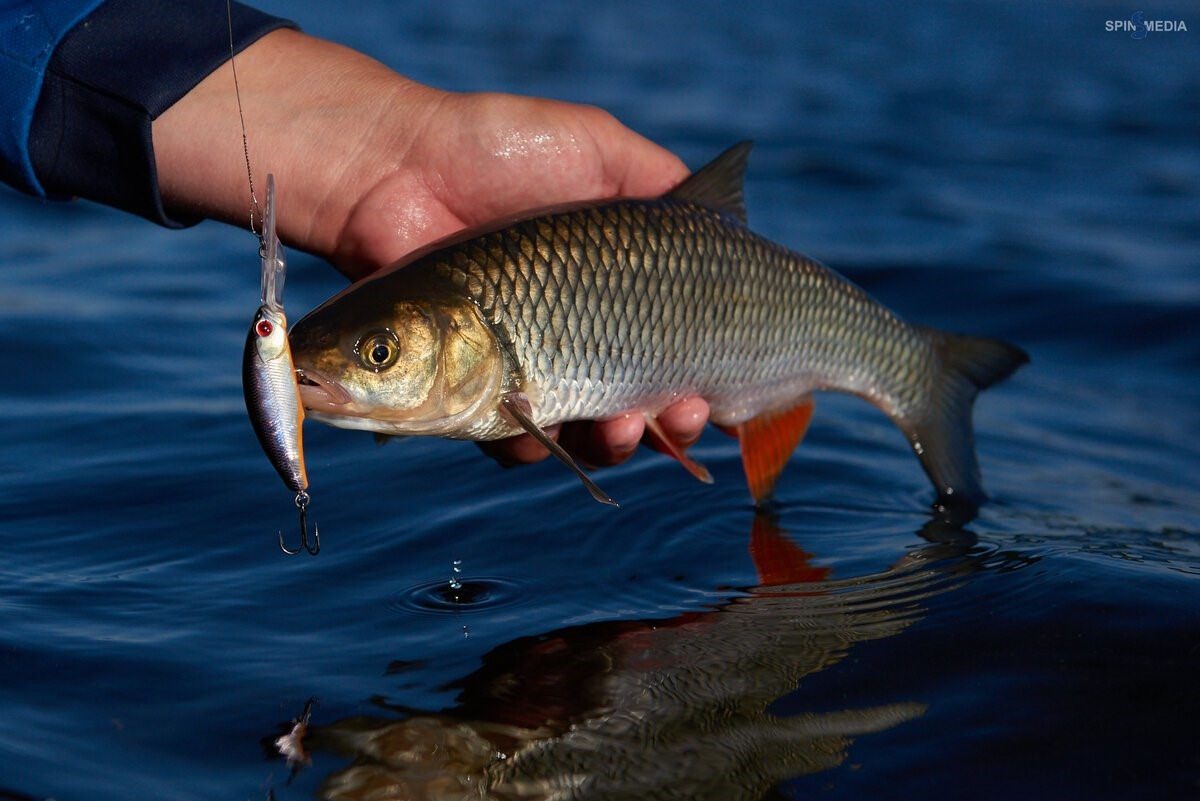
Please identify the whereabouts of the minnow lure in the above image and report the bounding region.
[242,175,319,555]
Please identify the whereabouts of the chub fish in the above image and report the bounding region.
[290,143,1028,517]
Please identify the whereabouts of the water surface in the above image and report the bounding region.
[1,2,1198,799]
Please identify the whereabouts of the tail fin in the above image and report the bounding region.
[902,329,1028,520]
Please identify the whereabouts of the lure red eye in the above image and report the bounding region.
[256,319,274,337]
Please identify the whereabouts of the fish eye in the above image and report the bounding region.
[356,330,400,372]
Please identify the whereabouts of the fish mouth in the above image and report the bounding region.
[296,368,353,411]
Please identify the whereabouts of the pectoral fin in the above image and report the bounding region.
[642,414,713,484]
[500,392,619,507]
[735,397,815,505]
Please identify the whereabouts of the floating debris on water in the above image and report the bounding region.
[274,697,315,776]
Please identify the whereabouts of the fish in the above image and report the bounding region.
[290,142,1028,517]
[243,175,336,554]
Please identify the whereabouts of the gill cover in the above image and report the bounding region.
[292,290,505,437]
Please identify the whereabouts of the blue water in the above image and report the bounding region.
[2,2,1198,799]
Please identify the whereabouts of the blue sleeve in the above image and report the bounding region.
[0,0,107,193]
[4,0,295,226]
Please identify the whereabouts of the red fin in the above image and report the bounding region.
[735,397,815,504]
[749,514,831,586]
[643,414,713,484]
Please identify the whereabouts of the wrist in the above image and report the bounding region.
[28,0,294,225]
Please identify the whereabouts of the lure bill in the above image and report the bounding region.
[242,175,319,554]
[290,143,1028,520]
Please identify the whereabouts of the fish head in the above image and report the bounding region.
[289,287,505,436]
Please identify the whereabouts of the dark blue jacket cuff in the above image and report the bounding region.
[0,0,107,194]
[28,0,296,227]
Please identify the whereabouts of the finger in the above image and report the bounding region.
[559,413,646,467]
[477,424,562,466]
[612,137,690,198]
[644,397,710,454]
[584,108,690,197]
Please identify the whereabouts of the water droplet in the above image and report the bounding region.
[462,625,470,638]
[392,577,523,615]
[449,559,464,591]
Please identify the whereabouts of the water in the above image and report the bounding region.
[1,1,1197,798]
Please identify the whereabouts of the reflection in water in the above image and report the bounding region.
[291,518,981,800]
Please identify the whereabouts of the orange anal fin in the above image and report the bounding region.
[642,414,713,484]
[735,397,815,505]
[749,513,831,586]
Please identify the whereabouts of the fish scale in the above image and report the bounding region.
[432,199,930,431]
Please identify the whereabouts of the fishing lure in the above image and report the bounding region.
[242,175,319,555]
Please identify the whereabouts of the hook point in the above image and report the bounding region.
[278,491,320,556]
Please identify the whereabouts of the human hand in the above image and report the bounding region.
[153,29,709,468]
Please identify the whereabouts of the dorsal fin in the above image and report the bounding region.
[668,141,752,224]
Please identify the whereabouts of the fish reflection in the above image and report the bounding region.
[291,518,979,800]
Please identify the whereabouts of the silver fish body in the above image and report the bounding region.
[429,201,932,437]
[243,303,307,493]
[291,143,1027,512]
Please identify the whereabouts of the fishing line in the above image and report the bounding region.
[226,0,261,238]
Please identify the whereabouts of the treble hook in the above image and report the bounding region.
[279,491,320,555]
